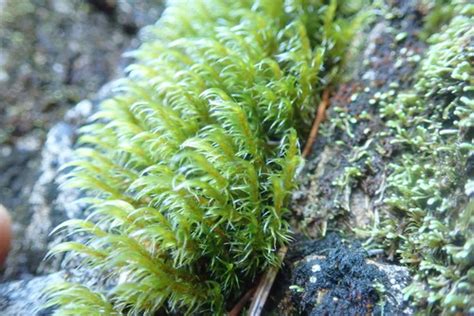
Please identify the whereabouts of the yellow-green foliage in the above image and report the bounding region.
[44,1,363,314]
[364,7,474,314]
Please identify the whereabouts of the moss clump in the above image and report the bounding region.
[44,0,364,314]
[361,7,473,314]
[418,0,472,40]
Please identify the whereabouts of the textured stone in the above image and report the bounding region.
[0,273,63,315]
[0,0,163,281]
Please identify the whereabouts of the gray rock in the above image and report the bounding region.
[2,100,91,279]
[0,0,163,281]
[0,272,63,316]
[0,89,117,313]
[87,0,163,32]
[116,0,163,30]
[368,260,413,315]
[25,102,94,275]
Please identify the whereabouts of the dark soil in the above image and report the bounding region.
[265,233,410,316]
[289,235,391,316]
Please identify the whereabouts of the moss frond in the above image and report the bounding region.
[45,0,364,314]
[43,282,118,316]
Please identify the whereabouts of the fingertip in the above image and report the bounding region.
[0,204,12,267]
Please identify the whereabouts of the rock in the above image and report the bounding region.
[0,0,163,281]
[0,272,63,315]
[1,101,88,279]
[87,0,163,33]
[23,106,90,275]
[115,0,164,31]
[367,260,413,315]
[1,92,118,313]
[0,146,41,281]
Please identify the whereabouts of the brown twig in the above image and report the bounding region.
[226,247,288,316]
[302,88,331,158]
[247,246,288,316]
[228,286,257,316]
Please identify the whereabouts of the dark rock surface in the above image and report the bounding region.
[88,0,164,33]
[291,0,426,238]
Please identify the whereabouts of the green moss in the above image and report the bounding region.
[44,0,365,314]
[361,8,473,314]
[418,0,472,40]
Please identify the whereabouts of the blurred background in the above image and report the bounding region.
[0,0,162,281]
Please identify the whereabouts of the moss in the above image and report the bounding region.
[359,8,474,314]
[417,0,472,40]
[306,1,472,313]
[43,0,365,314]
